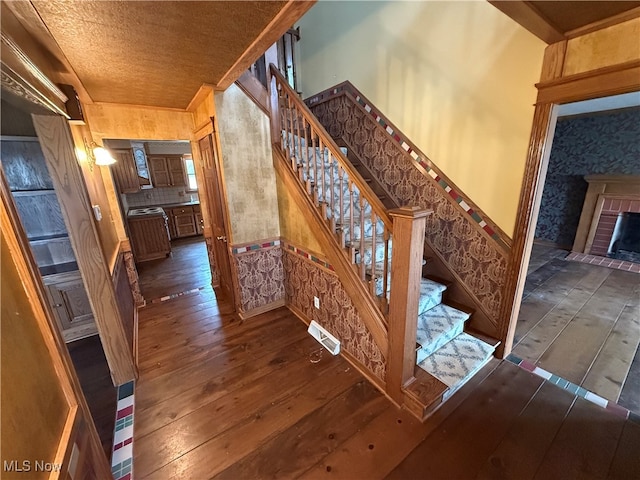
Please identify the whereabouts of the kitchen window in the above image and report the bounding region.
[184,155,198,191]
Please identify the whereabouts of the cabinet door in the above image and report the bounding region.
[149,156,171,187]
[128,216,171,261]
[43,271,97,342]
[174,212,197,237]
[111,149,140,193]
[168,156,187,187]
[195,212,204,234]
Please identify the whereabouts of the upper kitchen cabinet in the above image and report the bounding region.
[149,155,187,187]
[110,148,140,194]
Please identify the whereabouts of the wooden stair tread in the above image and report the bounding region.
[443,299,475,316]
[403,368,448,421]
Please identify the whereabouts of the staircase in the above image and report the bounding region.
[268,66,497,419]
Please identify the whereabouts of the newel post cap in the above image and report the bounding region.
[388,206,433,220]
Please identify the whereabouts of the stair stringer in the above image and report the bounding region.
[337,135,499,337]
[273,147,389,357]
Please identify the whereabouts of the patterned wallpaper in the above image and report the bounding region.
[309,94,508,329]
[536,108,640,247]
[283,247,387,381]
[232,244,284,314]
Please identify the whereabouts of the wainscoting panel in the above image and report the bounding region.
[231,239,285,314]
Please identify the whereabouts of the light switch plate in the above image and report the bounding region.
[314,296,320,309]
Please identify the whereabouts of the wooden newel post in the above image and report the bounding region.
[386,206,431,404]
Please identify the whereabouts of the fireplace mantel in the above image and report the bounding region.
[573,175,640,254]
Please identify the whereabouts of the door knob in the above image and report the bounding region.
[216,235,227,241]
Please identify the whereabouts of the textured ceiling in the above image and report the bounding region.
[32,1,288,108]
[528,1,640,33]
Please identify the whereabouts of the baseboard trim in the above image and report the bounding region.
[239,298,286,320]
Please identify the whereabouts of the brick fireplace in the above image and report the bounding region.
[571,175,640,269]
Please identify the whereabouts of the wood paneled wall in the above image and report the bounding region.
[1,172,112,478]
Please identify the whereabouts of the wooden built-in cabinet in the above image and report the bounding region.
[149,155,187,187]
[128,215,171,262]
[43,270,97,342]
[165,204,202,239]
[195,211,204,234]
[172,205,197,238]
[111,148,141,193]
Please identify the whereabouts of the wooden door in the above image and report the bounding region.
[198,133,235,304]
[43,270,98,343]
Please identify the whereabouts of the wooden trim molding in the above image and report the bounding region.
[500,29,640,359]
[235,71,270,115]
[32,114,137,385]
[238,299,286,321]
[487,1,565,44]
[216,0,316,89]
[536,60,640,104]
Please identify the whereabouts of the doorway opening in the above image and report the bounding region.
[0,94,116,460]
[104,139,211,302]
[513,94,640,414]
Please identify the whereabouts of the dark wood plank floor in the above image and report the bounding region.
[136,236,211,301]
[134,285,640,479]
[515,243,640,412]
[67,335,117,460]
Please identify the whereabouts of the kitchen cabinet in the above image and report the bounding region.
[195,211,204,234]
[111,148,140,193]
[171,206,197,238]
[149,155,187,187]
[43,270,98,343]
[128,214,171,262]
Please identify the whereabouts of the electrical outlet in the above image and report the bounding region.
[314,296,320,309]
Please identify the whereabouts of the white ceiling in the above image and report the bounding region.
[557,92,640,118]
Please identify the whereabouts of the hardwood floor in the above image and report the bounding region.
[67,335,117,460]
[134,285,640,479]
[136,236,211,301]
[515,243,640,412]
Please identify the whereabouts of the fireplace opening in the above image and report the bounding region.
[607,212,640,263]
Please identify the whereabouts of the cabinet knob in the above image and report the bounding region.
[54,303,63,308]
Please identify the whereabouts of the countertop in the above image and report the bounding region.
[127,201,200,216]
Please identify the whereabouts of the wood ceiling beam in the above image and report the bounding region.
[488,1,566,44]
[216,0,316,90]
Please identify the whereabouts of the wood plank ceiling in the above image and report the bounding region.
[489,1,640,43]
[29,1,291,108]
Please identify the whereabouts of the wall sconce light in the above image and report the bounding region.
[82,138,117,170]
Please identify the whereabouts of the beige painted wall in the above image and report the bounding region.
[215,84,280,244]
[296,1,546,234]
[276,171,325,255]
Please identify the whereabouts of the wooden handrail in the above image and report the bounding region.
[269,65,392,229]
